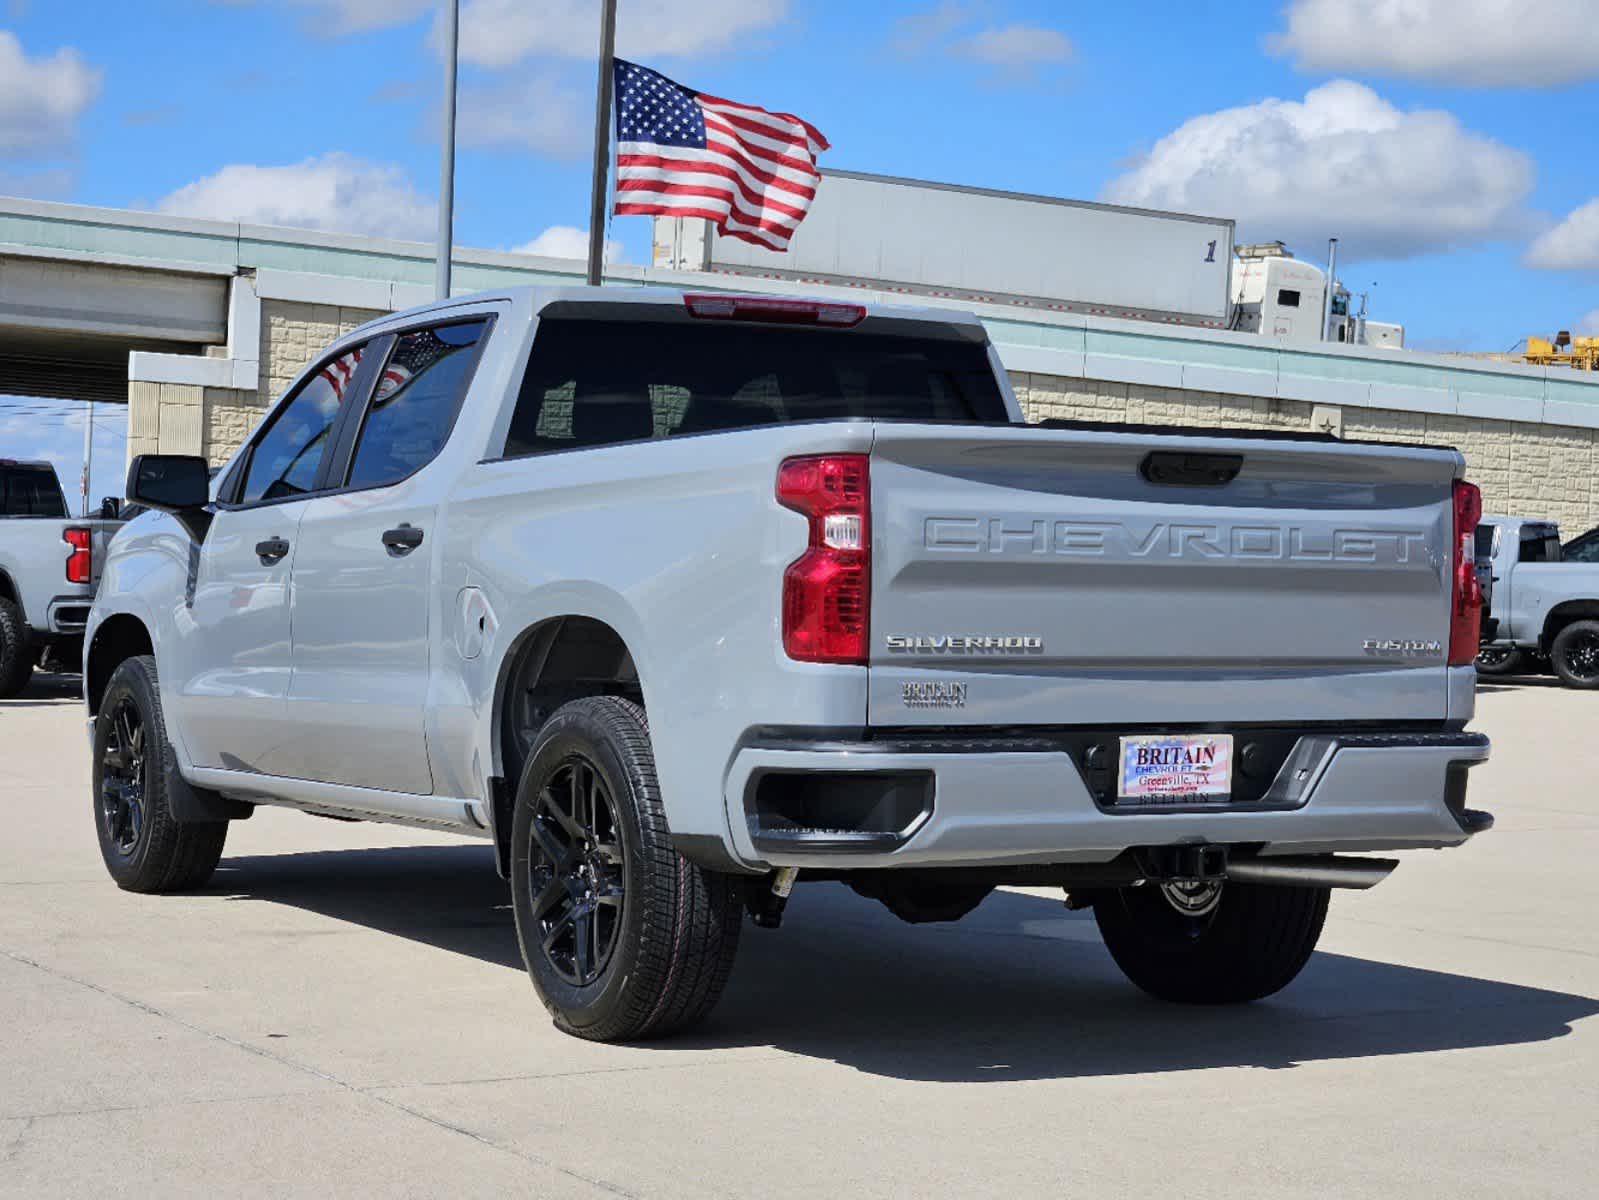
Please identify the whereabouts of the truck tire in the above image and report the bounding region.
[0,597,34,698]
[1094,880,1329,1004]
[1550,620,1599,689]
[1474,645,1524,676]
[92,655,227,892]
[510,696,742,1042]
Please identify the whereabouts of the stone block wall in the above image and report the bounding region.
[1009,372,1599,533]
[258,299,383,403]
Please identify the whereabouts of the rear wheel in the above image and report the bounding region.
[93,655,227,892]
[1094,880,1328,1004]
[1474,645,1524,676]
[509,696,742,1041]
[1550,620,1599,689]
[0,597,34,698]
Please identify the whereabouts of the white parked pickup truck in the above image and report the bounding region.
[85,287,1492,1041]
[0,459,120,696]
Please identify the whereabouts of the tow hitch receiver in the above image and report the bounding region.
[1137,844,1228,882]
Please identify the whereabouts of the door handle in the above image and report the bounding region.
[382,524,425,556]
[255,537,290,564]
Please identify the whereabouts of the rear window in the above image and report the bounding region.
[1519,529,1562,563]
[1,464,68,518]
[503,318,1008,457]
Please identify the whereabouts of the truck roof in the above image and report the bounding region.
[343,285,991,344]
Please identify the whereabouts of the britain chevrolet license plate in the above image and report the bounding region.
[1117,734,1233,805]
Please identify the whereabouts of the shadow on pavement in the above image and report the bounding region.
[1477,676,1565,692]
[213,843,1599,1083]
[6,672,82,705]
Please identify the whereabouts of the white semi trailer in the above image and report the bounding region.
[653,171,1403,348]
[653,169,1236,329]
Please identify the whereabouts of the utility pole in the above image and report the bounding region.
[1321,237,1338,342]
[585,0,619,286]
[80,400,93,517]
[435,0,459,301]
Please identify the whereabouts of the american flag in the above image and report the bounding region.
[612,58,829,252]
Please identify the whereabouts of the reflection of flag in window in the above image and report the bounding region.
[318,348,363,399]
[376,329,458,402]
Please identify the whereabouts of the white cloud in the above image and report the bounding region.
[951,24,1072,69]
[1103,80,1532,260]
[0,165,74,199]
[450,0,789,69]
[888,5,1070,82]
[1269,1,1599,87]
[209,0,434,35]
[1526,200,1599,272]
[458,77,589,159]
[0,31,100,158]
[888,1,981,56]
[157,153,436,241]
[1578,310,1599,337]
[514,225,624,263]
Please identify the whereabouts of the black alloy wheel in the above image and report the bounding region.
[1554,623,1599,686]
[527,756,626,987]
[100,695,148,856]
[1474,645,1524,676]
[92,654,228,893]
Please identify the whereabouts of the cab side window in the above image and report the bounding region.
[238,345,364,504]
[1565,534,1599,564]
[344,321,488,490]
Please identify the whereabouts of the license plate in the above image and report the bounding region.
[1117,734,1233,805]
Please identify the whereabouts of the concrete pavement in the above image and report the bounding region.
[2,671,1596,1198]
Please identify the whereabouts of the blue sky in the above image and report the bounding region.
[4,1,1599,490]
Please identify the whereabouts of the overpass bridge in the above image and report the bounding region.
[4,195,1599,529]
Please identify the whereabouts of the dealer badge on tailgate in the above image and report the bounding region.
[1117,734,1233,805]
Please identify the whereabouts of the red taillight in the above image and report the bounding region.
[684,293,866,327]
[1450,480,1483,666]
[777,454,869,664]
[64,526,91,584]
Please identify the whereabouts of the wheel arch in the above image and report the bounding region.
[488,613,645,875]
[86,612,155,716]
[0,567,17,607]
[1542,600,1599,650]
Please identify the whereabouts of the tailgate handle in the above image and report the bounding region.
[1140,451,1243,487]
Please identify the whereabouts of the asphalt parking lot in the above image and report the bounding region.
[2,674,1596,1199]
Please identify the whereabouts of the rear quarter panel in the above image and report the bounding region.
[434,423,878,844]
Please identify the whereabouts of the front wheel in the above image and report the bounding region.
[93,655,227,892]
[1094,880,1328,1004]
[1550,620,1599,689]
[509,696,742,1042]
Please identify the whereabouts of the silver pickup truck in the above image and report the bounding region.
[1475,514,1599,687]
[84,287,1492,1041]
[0,459,119,696]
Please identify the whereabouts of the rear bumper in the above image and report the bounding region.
[722,729,1491,871]
[44,595,93,636]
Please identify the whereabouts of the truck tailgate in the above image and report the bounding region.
[868,424,1462,727]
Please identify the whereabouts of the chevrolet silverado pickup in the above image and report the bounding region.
[0,459,119,696]
[84,287,1492,1041]
[1475,514,1599,686]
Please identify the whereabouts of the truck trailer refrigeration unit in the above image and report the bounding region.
[653,169,1237,329]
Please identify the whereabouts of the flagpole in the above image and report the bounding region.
[585,0,619,287]
[435,0,459,300]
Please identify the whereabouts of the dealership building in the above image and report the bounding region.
[3,195,1599,531]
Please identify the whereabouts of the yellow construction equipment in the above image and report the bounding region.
[1521,332,1599,371]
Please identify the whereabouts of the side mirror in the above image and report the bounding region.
[126,454,212,539]
[99,497,121,520]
